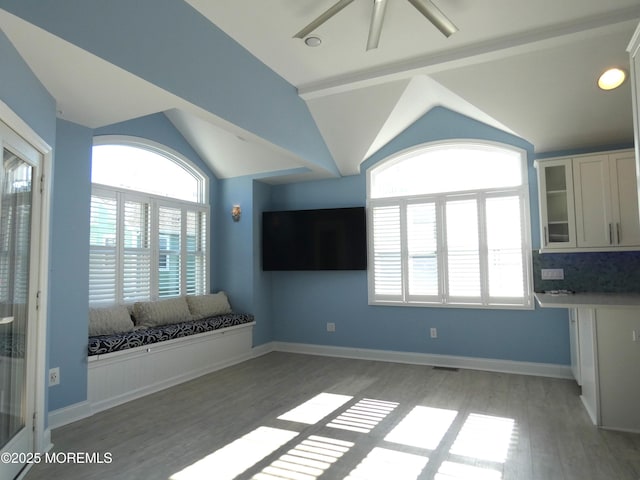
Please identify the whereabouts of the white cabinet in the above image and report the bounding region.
[628,23,640,205]
[575,306,640,432]
[535,158,576,248]
[568,308,581,385]
[573,151,640,248]
[536,149,640,251]
[576,308,598,424]
[594,308,640,432]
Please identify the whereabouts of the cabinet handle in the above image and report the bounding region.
[617,223,621,244]
[544,226,548,246]
[609,223,613,245]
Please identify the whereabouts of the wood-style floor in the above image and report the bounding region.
[24,352,640,480]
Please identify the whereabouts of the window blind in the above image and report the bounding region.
[89,194,118,305]
[89,188,208,305]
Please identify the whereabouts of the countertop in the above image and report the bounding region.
[535,292,640,309]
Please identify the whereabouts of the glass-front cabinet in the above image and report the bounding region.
[536,158,576,248]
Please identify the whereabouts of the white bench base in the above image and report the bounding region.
[88,322,255,414]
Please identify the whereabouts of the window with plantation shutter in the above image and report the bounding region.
[372,205,401,298]
[89,138,209,306]
[89,193,118,304]
[368,141,533,309]
[123,199,151,302]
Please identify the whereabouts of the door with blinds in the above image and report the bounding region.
[0,120,43,480]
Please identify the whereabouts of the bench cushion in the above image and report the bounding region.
[88,312,254,356]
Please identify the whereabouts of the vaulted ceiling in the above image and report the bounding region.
[1,1,639,183]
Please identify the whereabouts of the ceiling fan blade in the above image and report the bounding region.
[407,0,458,37]
[293,0,357,39]
[366,0,389,50]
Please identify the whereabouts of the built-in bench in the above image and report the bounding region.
[87,294,255,413]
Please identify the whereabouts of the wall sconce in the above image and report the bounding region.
[231,205,241,222]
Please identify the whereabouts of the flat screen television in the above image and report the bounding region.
[262,207,367,271]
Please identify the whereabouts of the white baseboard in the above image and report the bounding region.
[271,342,573,379]
[48,400,92,430]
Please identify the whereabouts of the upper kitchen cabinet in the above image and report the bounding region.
[536,158,576,249]
[536,149,640,252]
[574,151,640,248]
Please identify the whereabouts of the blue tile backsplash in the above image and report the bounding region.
[533,251,640,293]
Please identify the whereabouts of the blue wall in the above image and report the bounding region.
[215,176,275,346]
[268,108,570,365]
[0,0,338,177]
[48,119,92,410]
[0,30,56,146]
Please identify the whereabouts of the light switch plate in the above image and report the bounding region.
[541,268,564,280]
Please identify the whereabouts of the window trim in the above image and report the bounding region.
[367,139,533,310]
[93,135,209,204]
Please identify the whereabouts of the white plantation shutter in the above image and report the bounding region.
[158,206,182,298]
[368,141,532,309]
[89,193,118,305]
[407,202,439,298]
[122,200,151,302]
[372,205,402,299]
[89,189,208,305]
[186,210,207,295]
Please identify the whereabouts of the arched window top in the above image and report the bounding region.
[92,136,206,203]
[369,141,525,199]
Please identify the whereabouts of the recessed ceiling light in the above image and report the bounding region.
[304,36,322,47]
[598,68,626,91]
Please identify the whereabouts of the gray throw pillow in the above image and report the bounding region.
[89,305,135,336]
[133,297,192,328]
[186,292,232,320]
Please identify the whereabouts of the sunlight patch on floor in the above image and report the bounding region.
[327,398,399,433]
[384,405,458,450]
[278,393,353,425]
[170,427,299,480]
[435,461,502,480]
[449,413,515,463]
[345,447,429,480]
[253,435,354,480]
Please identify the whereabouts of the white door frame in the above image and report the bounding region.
[0,100,53,459]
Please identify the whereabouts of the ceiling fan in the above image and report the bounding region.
[293,0,458,51]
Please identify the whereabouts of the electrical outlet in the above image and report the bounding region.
[327,322,336,332]
[430,327,438,339]
[541,268,564,280]
[49,367,60,386]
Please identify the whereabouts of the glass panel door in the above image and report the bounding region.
[0,144,35,479]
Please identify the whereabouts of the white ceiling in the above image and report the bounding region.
[1,1,639,182]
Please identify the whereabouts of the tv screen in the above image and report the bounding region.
[262,207,367,271]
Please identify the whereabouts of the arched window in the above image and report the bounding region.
[89,137,209,305]
[367,141,532,309]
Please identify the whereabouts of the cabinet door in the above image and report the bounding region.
[573,154,613,247]
[568,309,581,385]
[595,308,640,432]
[537,159,576,248]
[577,308,599,425]
[609,152,640,246]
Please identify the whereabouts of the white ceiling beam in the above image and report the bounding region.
[298,6,640,100]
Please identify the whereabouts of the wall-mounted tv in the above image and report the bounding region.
[262,207,367,271]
